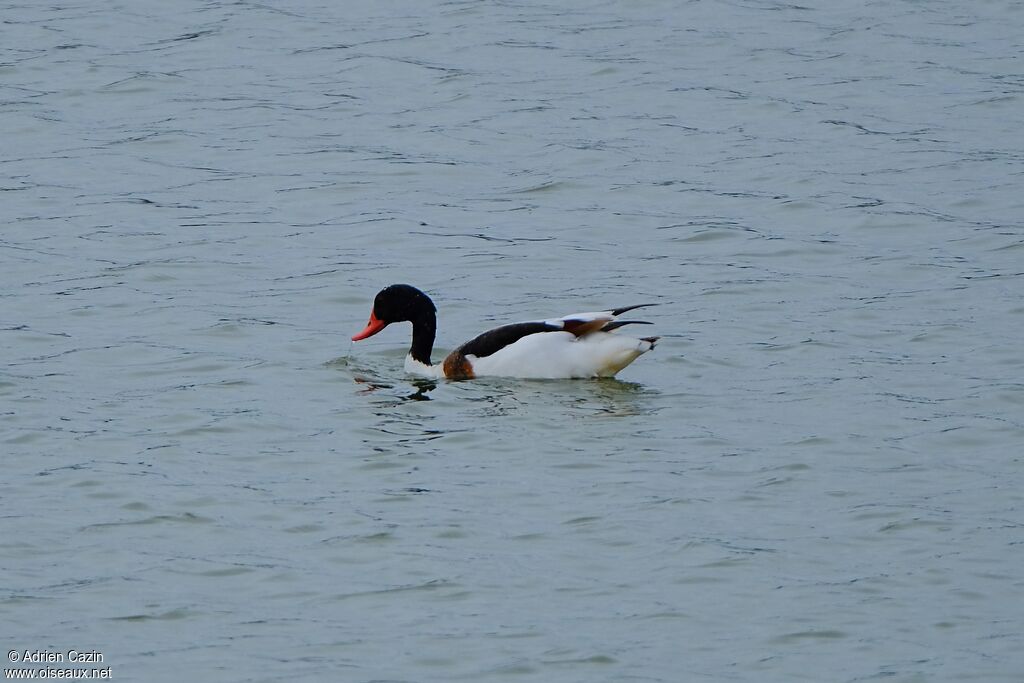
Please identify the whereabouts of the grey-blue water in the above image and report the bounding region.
[3,1,1022,681]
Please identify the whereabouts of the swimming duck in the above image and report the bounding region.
[351,284,659,379]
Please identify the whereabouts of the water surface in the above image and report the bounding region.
[3,1,1023,681]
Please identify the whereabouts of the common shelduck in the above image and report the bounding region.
[351,284,659,379]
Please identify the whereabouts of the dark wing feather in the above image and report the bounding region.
[609,303,659,317]
[601,320,654,332]
[457,321,562,359]
[561,316,613,337]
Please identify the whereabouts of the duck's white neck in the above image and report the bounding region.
[404,354,444,378]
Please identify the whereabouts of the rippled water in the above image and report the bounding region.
[3,1,1023,681]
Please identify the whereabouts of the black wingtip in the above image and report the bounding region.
[601,320,654,332]
[609,302,659,317]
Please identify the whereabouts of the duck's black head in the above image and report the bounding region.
[351,284,437,341]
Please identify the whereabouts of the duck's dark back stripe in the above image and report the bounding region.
[457,321,561,358]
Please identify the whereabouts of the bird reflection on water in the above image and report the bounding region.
[354,376,437,402]
[335,351,656,414]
